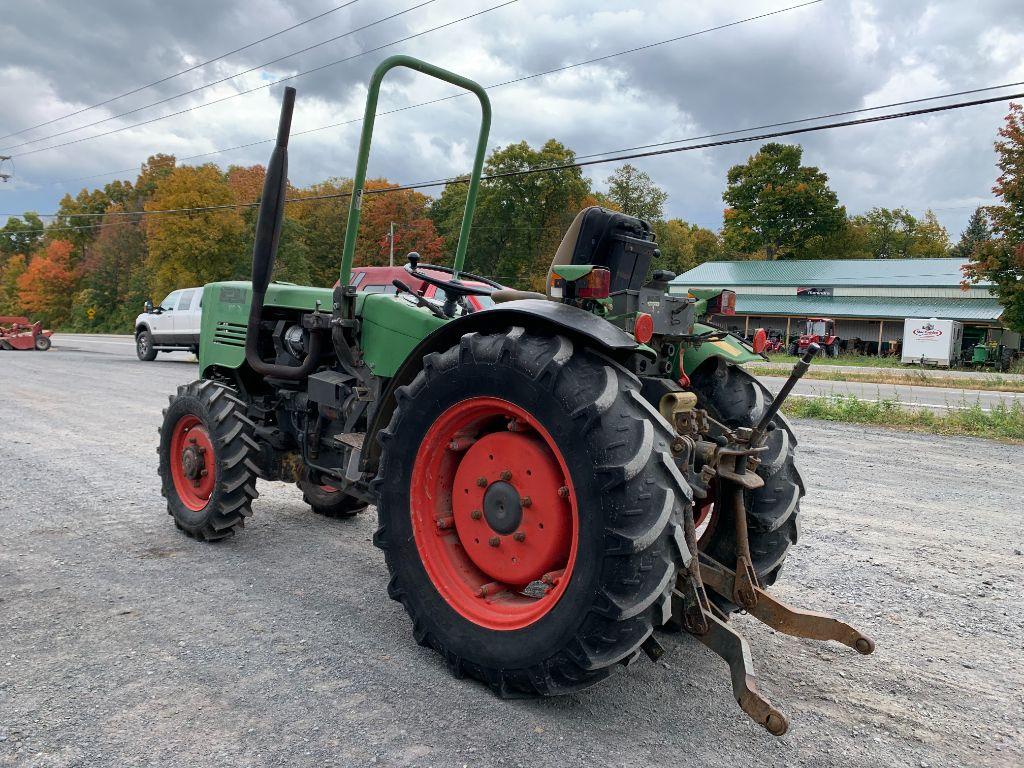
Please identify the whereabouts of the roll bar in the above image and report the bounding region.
[338,55,492,286]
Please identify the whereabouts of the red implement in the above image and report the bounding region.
[0,316,53,351]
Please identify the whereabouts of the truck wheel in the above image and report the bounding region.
[136,329,157,361]
[689,358,803,612]
[158,380,260,541]
[298,469,366,518]
[34,335,51,351]
[374,329,690,696]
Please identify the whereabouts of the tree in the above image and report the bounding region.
[144,164,246,300]
[0,253,27,315]
[951,206,991,259]
[604,164,667,220]
[17,240,77,325]
[1,213,45,260]
[851,207,949,259]
[651,219,721,275]
[431,140,591,288]
[288,177,353,286]
[964,103,1024,333]
[722,142,845,259]
[357,180,443,266]
[79,207,149,329]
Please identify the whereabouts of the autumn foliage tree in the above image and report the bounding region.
[16,240,77,324]
[145,164,245,300]
[964,102,1024,333]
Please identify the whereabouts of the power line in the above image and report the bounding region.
[4,88,1020,235]
[45,0,827,184]
[5,1,515,159]
[0,0,435,153]
[0,1,362,143]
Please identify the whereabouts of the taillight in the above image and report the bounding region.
[634,312,654,344]
[576,267,611,299]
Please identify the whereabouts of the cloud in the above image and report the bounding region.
[2,0,1023,240]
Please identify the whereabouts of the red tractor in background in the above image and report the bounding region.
[789,317,840,357]
[0,316,52,351]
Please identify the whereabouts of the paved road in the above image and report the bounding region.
[749,361,1024,383]
[758,375,1024,412]
[2,344,1022,767]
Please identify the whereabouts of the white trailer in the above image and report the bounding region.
[901,318,964,367]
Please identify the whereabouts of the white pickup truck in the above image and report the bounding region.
[134,287,203,361]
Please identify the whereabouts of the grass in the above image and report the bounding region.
[782,394,1024,442]
[753,365,1024,393]
[763,353,909,368]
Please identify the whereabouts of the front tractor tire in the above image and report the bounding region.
[158,380,260,541]
[375,329,691,696]
[689,358,804,611]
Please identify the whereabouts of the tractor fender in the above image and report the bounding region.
[362,299,639,474]
[681,320,762,375]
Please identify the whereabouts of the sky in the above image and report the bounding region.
[2,0,1023,240]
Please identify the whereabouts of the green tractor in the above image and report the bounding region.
[157,55,872,735]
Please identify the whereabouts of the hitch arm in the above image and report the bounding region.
[699,554,875,654]
[695,612,790,736]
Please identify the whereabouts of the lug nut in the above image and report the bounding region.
[488,536,500,547]
[500,470,512,481]
[513,531,526,542]
[476,477,488,488]
[470,510,482,520]
[557,486,569,498]
[436,516,454,531]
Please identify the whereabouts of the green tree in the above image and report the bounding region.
[144,164,245,300]
[288,177,354,286]
[851,207,949,259]
[951,206,991,259]
[964,103,1024,333]
[722,142,845,259]
[431,140,591,288]
[1,213,45,260]
[604,164,667,221]
[651,219,721,275]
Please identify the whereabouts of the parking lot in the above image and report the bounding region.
[1,339,1022,767]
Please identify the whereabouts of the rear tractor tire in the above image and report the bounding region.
[374,328,691,696]
[298,468,366,518]
[688,358,804,612]
[158,379,260,541]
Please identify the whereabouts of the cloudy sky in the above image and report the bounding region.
[2,0,1023,238]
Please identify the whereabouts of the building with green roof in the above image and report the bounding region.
[669,258,1017,354]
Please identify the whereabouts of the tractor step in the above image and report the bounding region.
[675,553,874,736]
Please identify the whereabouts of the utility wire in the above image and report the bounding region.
[0,0,362,142]
[4,88,1020,234]
[44,0,826,183]
[5,1,515,159]
[0,0,435,153]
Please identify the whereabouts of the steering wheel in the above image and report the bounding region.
[406,261,502,298]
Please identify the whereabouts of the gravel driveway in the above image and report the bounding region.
[1,343,1021,767]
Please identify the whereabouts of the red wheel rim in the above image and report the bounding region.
[410,397,579,631]
[169,414,216,511]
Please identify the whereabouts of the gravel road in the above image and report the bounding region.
[1,342,1022,768]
